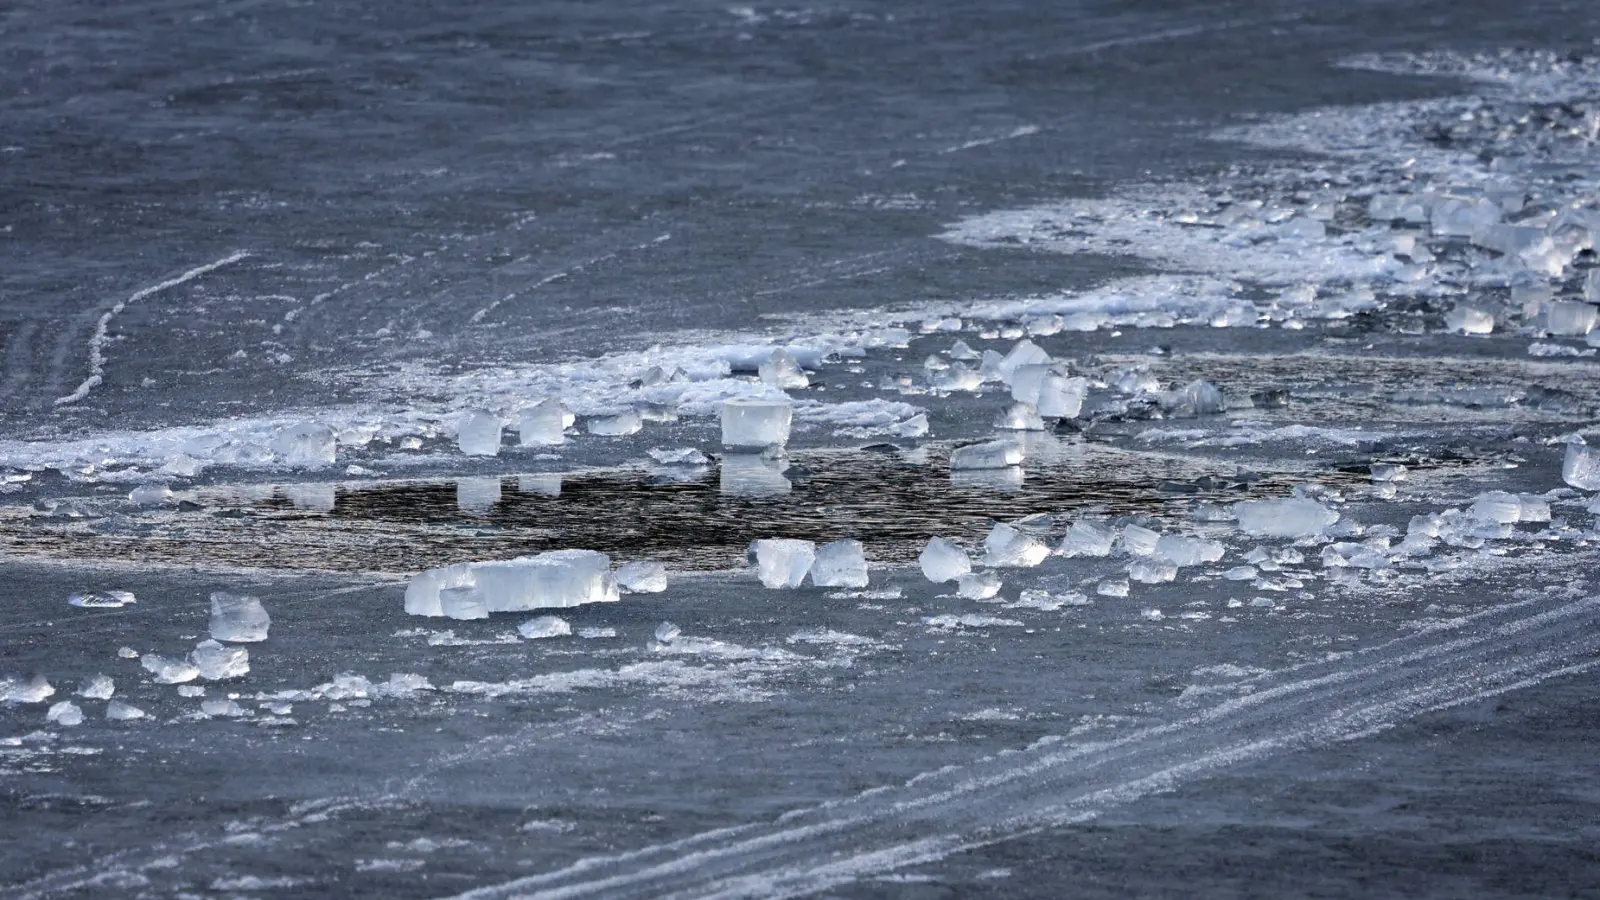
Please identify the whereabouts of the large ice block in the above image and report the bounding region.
[982,523,1050,568]
[956,571,1002,599]
[441,586,488,620]
[1037,374,1088,419]
[272,423,337,468]
[918,536,971,583]
[1563,443,1600,490]
[1118,524,1160,556]
[457,409,503,456]
[405,563,475,617]
[997,339,1051,383]
[721,399,792,449]
[191,640,250,680]
[752,539,816,588]
[517,399,568,447]
[1057,520,1115,557]
[810,539,869,588]
[949,439,1023,470]
[1233,497,1339,537]
[209,593,270,642]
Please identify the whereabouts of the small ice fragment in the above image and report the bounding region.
[949,440,1023,470]
[1119,524,1160,556]
[129,484,173,505]
[654,622,681,644]
[721,399,793,450]
[440,586,488,620]
[1444,305,1494,335]
[210,593,270,642]
[1562,443,1600,491]
[1153,535,1225,567]
[456,409,503,456]
[752,539,816,588]
[1233,498,1339,538]
[1057,521,1116,557]
[525,550,616,607]
[201,698,249,718]
[46,701,83,727]
[399,436,424,451]
[587,410,643,437]
[648,448,709,466]
[191,640,250,680]
[1097,578,1129,598]
[1518,494,1550,523]
[1370,463,1408,483]
[616,560,668,593]
[919,537,971,583]
[1,674,54,703]
[759,348,810,389]
[810,539,869,588]
[68,590,136,609]
[1140,608,1165,621]
[1546,301,1597,337]
[982,523,1050,568]
[996,402,1046,431]
[142,654,200,684]
[177,684,205,698]
[956,571,1002,599]
[106,701,147,721]
[949,339,980,360]
[1223,566,1258,581]
[77,675,114,700]
[272,423,337,467]
[518,616,571,639]
[117,647,139,659]
[517,399,567,447]
[317,673,371,700]
[1128,558,1178,584]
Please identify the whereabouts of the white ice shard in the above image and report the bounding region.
[759,348,810,389]
[1056,521,1116,557]
[142,654,200,684]
[956,571,1002,599]
[68,590,136,609]
[1562,443,1600,491]
[456,409,503,456]
[587,410,643,437]
[77,674,114,700]
[616,560,668,593]
[1153,535,1225,567]
[810,539,869,588]
[272,423,337,468]
[1128,558,1178,584]
[996,402,1046,431]
[105,701,146,721]
[128,484,173,505]
[918,537,971,583]
[1233,498,1339,538]
[517,399,567,447]
[1118,524,1160,556]
[210,593,270,642]
[721,399,792,450]
[1445,305,1494,335]
[1,674,54,703]
[46,701,83,727]
[518,616,571,639]
[191,640,250,680]
[982,523,1050,568]
[1546,301,1596,337]
[405,563,475,617]
[752,539,816,588]
[949,439,1023,470]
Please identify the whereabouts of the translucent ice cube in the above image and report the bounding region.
[1563,443,1600,490]
[759,348,810,389]
[68,590,136,609]
[1469,490,1523,524]
[1,674,53,703]
[721,399,792,449]
[1037,374,1088,419]
[201,698,249,717]
[587,410,643,437]
[919,537,971,583]
[1153,535,1224,567]
[456,409,503,456]
[1057,521,1116,557]
[1128,558,1178,584]
[209,593,270,642]
[616,560,668,593]
[810,539,869,588]
[191,640,249,680]
[949,440,1023,470]
[1233,498,1339,538]
[1119,524,1160,556]
[77,674,114,700]
[956,571,1002,599]
[997,339,1051,383]
[142,654,200,684]
[1097,578,1129,597]
[530,550,617,607]
[46,701,83,727]
[982,523,1050,568]
[949,339,980,360]
[517,399,567,447]
[752,539,816,588]
[272,423,337,468]
[518,616,571,639]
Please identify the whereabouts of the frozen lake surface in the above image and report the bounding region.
[5,0,1600,896]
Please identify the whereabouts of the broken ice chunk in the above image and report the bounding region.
[201,698,250,717]
[106,701,146,721]
[982,523,1050,568]
[1153,535,1224,567]
[1224,565,1258,581]
[1118,524,1160,556]
[1009,363,1055,406]
[518,616,571,639]
[142,654,200,684]
[896,413,930,437]
[1469,490,1523,525]
[949,439,1023,470]
[517,399,567,447]
[1096,578,1129,598]
[46,701,83,727]
[527,550,617,607]
[759,348,810,389]
[1546,301,1596,337]
[1182,380,1226,415]
[272,423,337,468]
[405,563,475,617]
[1128,558,1178,584]
[996,339,1051,383]
[1,674,54,703]
[1445,305,1494,335]
[654,621,681,643]
[191,640,249,680]
[587,410,643,437]
[648,448,709,467]
[949,339,980,360]
[996,402,1046,431]
[1057,521,1116,558]
[1321,542,1389,569]
[721,399,792,450]
[616,560,668,593]
[1037,374,1088,419]
[128,483,173,505]
[810,539,869,588]
[210,593,270,642]
[77,674,114,700]
[1233,498,1338,538]
[956,571,1002,599]
[751,539,815,588]
[919,537,971,583]
[68,590,136,609]
[1369,463,1408,483]
[1431,195,1500,238]
[1562,443,1600,490]
[456,409,503,456]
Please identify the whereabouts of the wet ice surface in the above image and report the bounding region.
[7,4,1600,898]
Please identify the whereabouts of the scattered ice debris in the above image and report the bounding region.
[517,399,568,447]
[117,647,139,659]
[68,590,136,609]
[982,523,1050,568]
[272,423,337,468]
[647,448,709,467]
[1096,578,1129,598]
[919,537,972,583]
[177,685,205,698]
[1012,589,1090,611]
[587,410,643,437]
[616,560,668,593]
[578,627,616,639]
[1153,535,1225,567]
[1233,497,1339,538]
[810,539,869,588]
[1370,463,1408,483]
[759,348,810,389]
[949,439,1023,470]
[201,699,250,718]
[372,673,434,698]
[1128,558,1178,584]
[1118,524,1161,556]
[1562,443,1600,491]
[210,593,270,642]
[721,398,792,450]
[518,616,572,640]
[924,614,1024,629]
[106,701,147,721]
[77,675,114,700]
[956,571,1003,600]
[654,622,681,644]
[2,675,54,703]
[1056,520,1116,558]
[315,673,371,700]
[192,640,250,680]
[752,539,816,588]
[128,483,173,505]
[1528,342,1595,358]
[456,409,503,456]
[142,654,200,684]
[1224,566,1258,581]
[46,701,83,727]
[1322,541,1389,569]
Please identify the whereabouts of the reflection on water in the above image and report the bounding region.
[719,453,792,497]
[456,477,503,514]
[950,466,1025,492]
